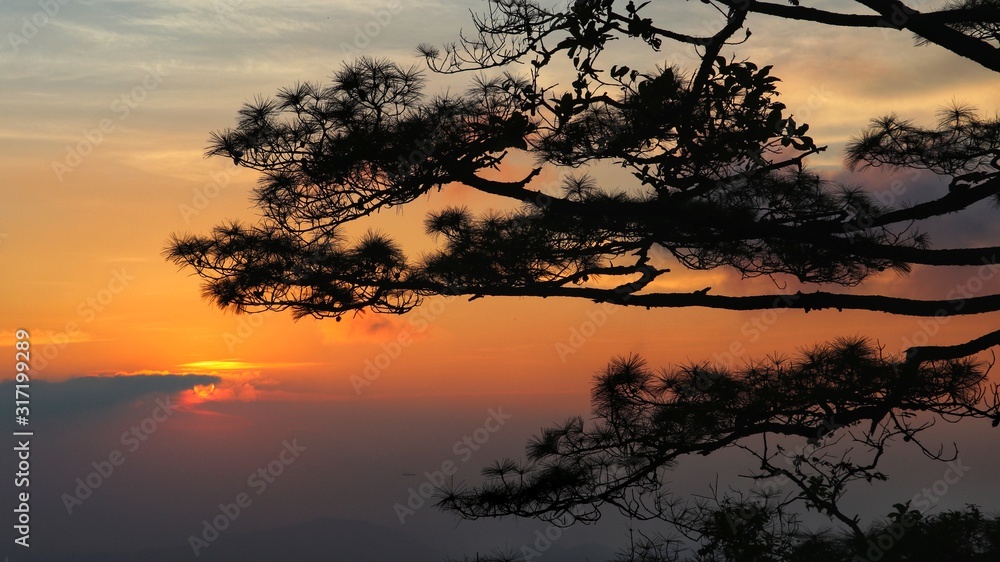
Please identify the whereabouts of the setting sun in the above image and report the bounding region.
[193,383,216,398]
[178,360,258,371]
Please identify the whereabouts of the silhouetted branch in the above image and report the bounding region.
[439,339,999,558]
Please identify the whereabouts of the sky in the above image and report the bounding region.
[1,0,999,560]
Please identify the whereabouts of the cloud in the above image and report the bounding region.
[0,372,220,418]
[182,370,272,404]
[319,313,418,345]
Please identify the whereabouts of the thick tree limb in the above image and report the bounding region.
[906,327,1000,362]
[854,0,1000,72]
[742,1,1000,28]
[830,175,1000,233]
[404,281,1000,317]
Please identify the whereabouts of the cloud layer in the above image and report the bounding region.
[1,372,220,418]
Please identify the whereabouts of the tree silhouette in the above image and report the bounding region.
[166,9,1000,321]
[439,343,999,560]
[166,0,1000,559]
[445,503,1000,561]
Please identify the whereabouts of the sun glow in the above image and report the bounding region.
[179,360,257,371]
[193,383,216,398]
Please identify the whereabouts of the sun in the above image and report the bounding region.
[180,360,255,371]
[193,383,216,398]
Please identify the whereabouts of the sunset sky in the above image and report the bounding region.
[2,0,999,560]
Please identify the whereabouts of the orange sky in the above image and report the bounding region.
[2,0,997,395]
[2,0,999,559]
